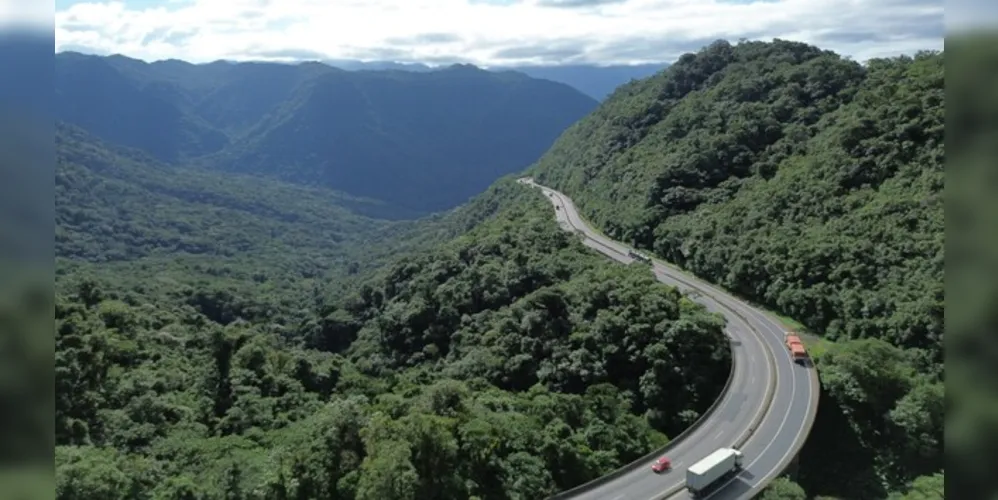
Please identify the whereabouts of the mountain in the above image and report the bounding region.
[54,53,598,213]
[496,63,669,100]
[527,39,943,498]
[54,121,425,284]
[322,59,670,100]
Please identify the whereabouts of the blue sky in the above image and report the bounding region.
[54,0,944,66]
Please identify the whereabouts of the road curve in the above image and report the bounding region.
[519,178,820,500]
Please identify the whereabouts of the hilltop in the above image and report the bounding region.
[55,52,598,213]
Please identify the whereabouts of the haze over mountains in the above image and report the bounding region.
[55,51,599,213]
[321,59,669,100]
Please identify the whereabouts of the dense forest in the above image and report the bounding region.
[55,52,597,212]
[54,129,733,499]
[530,39,944,498]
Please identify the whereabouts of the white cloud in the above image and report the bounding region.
[2,0,54,28]
[53,0,944,65]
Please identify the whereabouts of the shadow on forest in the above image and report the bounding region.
[797,383,887,499]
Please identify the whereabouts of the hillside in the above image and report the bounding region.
[55,53,598,213]
[529,39,943,498]
[54,122,433,308]
[54,173,732,499]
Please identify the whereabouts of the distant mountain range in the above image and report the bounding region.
[322,59,670,100]
[54,52,599,212]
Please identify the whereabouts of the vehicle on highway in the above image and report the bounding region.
[784,332,808,364]
[651,456,672,473]
[686,447,743,498]
[627,249,652,263]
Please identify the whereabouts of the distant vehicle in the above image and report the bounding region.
[627,249,652,263]
[652,456,672,473]
[686,447,743,497]
[784,332,808,364]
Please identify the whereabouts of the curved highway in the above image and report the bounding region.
[519,178,820,500]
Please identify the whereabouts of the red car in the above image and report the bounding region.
[652,456,672,473]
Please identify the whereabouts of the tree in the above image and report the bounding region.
[759,477,807,500]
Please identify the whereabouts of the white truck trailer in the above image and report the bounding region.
[686,447,744,498]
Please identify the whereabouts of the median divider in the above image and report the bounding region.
[530,182,782,500]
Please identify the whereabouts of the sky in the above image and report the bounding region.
[49,0,946,67]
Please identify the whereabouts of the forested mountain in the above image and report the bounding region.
[55,133,732,498]
[529,39,944,498]
[55,52,597,212]
[54,121,432,318]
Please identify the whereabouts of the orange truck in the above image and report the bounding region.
[784,332,808,364]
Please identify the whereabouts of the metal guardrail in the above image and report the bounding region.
[546,343,738,500]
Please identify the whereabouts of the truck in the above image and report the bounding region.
[784,332,808,364]
[686,447,744,498]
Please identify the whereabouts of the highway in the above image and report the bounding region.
[518,178,820,500]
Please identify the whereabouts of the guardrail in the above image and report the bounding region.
[534,185,781,500]
[547,341,738,500]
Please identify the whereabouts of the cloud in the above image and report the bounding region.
[243,47,327,60]
[385,32,464,45]
[53,0,944,66]
[536,0,628,8]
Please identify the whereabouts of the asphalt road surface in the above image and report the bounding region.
[519,178,820,500]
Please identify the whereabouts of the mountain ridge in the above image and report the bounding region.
[57,50,668,100]
[55,51,598,213]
